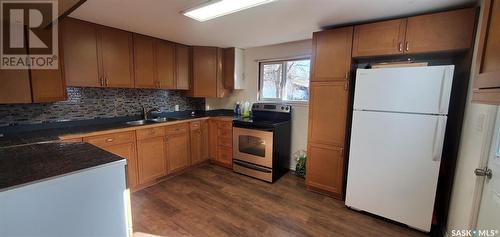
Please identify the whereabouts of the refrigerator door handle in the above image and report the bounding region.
[432,117,447,162]
[438,67,453,114]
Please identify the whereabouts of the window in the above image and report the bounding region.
[259,58,310,102]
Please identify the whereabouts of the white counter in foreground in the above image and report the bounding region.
[0,160,129,237]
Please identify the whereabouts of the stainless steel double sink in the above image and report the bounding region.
[125,117,180,126]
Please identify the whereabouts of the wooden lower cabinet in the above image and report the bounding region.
[83,131,138,190]
[306,143,345,199]
[166,125,190,173]
[208,119,218,160]
[136,135,167,184]
[106,142,139,190]
[190,120,210,165]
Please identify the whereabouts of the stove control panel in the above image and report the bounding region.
[252,103,291,113]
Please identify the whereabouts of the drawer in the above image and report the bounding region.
[218,136,232,148]
[84,131,135,148]
[218,121,232,129]
[190,121,201,130]
[136,127,165,140]
[217,128,232,139]
[59,137,83,143]
[217,146,233,165]
[165,123,189,135]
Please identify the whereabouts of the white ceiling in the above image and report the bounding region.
[69,0,475,49]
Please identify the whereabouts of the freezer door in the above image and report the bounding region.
[345,111,447,232]
[354,66,454,115]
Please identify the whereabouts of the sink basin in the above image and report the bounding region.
[125,120,152,126]
[149,117,179,123]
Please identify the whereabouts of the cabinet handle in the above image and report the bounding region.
[398,42,403,52]
[99,76,104,87]
[105,138,114,142]
[405,42,409,52]
[345,72,348,80]
[105,76,109,87]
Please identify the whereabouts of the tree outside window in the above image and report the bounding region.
[259,58,310,102]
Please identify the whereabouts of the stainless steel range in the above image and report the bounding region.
[232,103,291,182]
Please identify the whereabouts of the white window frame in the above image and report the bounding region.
[258,57,311,104]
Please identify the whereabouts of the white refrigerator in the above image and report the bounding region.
[345,65,455,232]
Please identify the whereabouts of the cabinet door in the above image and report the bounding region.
[167,132,190,173]
[156,40,176,89]
[208,119,218,160]
[306,143,344,199]
[0,69,31,103]
[105,142,139,190]
[190,128,202,165]
[201,120,209,161]
[352,19,406,57]
[405,8,475,54]
[133,34,156,88]
[473,0,500,104]
[137,136,166,184]
[29,24,67,103]
[30,67,67,103]
[308,81,349,147]
[192,46,217,97]
[61,18,101,87]
[99,27,134,88]
[223,48,235,89]
[312,27,353,82]
[175,44,190,90]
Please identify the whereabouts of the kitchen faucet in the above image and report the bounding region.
[142,106,160,120]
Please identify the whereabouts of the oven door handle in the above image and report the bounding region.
[234,160,272,173]
[233,124,274,132]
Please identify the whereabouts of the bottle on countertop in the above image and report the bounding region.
[234,102,241,116]
[242,101,251,118]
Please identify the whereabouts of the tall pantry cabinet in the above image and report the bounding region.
[306,26,353,200]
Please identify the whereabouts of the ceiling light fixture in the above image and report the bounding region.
[182,0,276,22]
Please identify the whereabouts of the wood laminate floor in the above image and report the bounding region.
[131,164,427,237]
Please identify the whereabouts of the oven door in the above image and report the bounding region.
[233,127,273,168]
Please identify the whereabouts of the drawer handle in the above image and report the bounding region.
[105,138,114,142]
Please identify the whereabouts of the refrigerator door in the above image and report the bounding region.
[346,110,447,232]
[354,66,454,115]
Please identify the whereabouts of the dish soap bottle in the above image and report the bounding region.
[234,102,241,116]
[242,101,251,118]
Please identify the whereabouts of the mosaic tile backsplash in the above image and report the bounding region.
[0,87,205,125]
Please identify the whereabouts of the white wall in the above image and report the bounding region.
[446,0,498,234]
[206,39,312,170]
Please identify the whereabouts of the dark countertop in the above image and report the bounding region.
[0,109,235,147]
[0,142,125,191]
[0,110,235,191]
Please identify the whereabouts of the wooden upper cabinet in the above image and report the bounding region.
[306,143,345,199]
[216,48,231,98]
[175,44,190,90]
[352,19,406,57]
[30,63,67,103]
[405,8,476,54]
[192,46,218,97]
[99,26,134,88]
[312,27,353,82]
[308,81,349,147]
[0,69,32,104]
[156,40,176,89]
[133,34,156,88]
[62,18,101,88]
[473,0,500,104]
